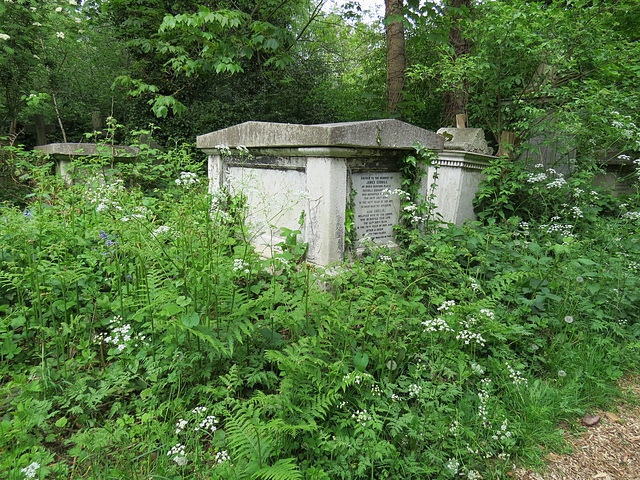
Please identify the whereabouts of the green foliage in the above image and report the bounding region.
[2,131,640,479]
[0,0,130,143]
[408,0,640,159]
[300,6,387,122]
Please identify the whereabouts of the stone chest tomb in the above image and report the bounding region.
[197,120,492,266]
[35,142,139,184]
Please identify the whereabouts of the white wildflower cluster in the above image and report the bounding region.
[175,418,188,434]
[540,218,574,237]
[611,112,639,140]
[568,206,583,218]
[167,443,187,465]
[518,221,530,236]
[391,393,400,401]
[449,420,460,434]
[527,166,570,189]
[422,316,453,333]
[186,406,219,434]
[371,384,382,397]
[505,362,528,386]
[232,258,250,274]
[456,318,486,347]
[195,415,218,433]
[478,378,491,423]
[342,371,372,386]
[546,173,567,189]
[425,301,487,348]
[526,172,548,183]
[465,469,482,479]
[408,383,422,397]
[214,144,232,156]
[470,362,485,376]
[402,202,428,224]
[56,31,65,39]
[378,254,392,264]
[479,309,495,320]
[215,450,230,464]
[94,315,147,352]
[382,188,411,201]
[121,205,151,222]
[491,420,513,442]
[208,186,238,225]
[175,171,200,188]
[622,211,640,220]
[351,409,373,427]
[618,318,628,326]
[438,300,456,311]
[20,462,40,479]
[0,33,9,41]
[558,370,567,378]
[445,458,460,475]
[151,225,171,237]
[469,277,481,292]
[87,179,125,213]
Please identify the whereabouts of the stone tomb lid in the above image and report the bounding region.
[197,119,444,151]
[35,143,139,158]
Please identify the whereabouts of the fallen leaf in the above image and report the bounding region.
[593,473,612,480]
[603,411,620,423]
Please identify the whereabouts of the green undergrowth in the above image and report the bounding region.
[1,145,640,480]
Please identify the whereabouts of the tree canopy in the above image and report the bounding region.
[0,0,638,160]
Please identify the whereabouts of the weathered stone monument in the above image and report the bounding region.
[34,143,138,184]
[197,120,493,266]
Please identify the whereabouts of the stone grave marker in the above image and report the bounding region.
[197,119,493,266]
[34,142,139,184]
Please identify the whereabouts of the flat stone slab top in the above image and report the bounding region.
[35,143,139,158]
[197,119,445,151]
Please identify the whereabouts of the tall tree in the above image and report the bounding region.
[443,0,471,125]
[385,0,406,114]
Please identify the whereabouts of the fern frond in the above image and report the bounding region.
[252,458,303,480]
[226,408,273,466]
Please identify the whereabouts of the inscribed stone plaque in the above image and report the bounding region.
[351,172,402,244]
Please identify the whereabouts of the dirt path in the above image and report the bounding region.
[514,375,640,480]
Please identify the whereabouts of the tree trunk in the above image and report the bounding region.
[385,0,406,115]
[444,0,471,125]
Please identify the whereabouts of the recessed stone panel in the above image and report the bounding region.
[351,171,402,245]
